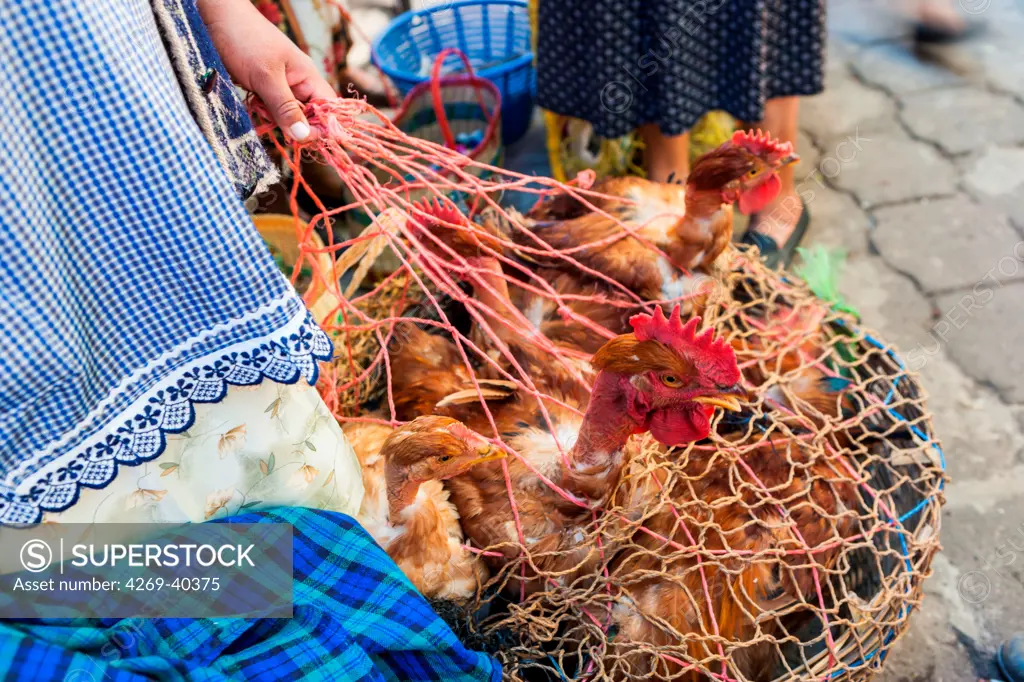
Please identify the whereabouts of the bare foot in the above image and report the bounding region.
[917,2,967,33]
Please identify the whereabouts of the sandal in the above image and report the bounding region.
[741,198,810,269]
[998,633,1024,682]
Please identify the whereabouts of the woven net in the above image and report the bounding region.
[252,97,945,682]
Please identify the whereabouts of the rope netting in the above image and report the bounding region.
[251,97,946,682]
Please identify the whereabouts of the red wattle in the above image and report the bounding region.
[738,173,781,215]
[648,407,709,446]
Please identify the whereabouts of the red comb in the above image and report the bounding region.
[629,305,741,386]
[731,128,795,163]
[445,420,477,440]
[413,196,468,228]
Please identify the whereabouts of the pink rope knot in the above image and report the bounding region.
[325,116,349,142]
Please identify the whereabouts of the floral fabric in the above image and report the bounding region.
[48,381,363,524]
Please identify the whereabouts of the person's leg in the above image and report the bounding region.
[747,96,803,244]
[641,124,690,183]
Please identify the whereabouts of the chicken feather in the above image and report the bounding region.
[344,417,501,601]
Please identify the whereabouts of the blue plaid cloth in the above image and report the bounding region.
[0,508,502,682]
[0,0,331,525]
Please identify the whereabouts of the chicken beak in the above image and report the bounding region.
[469,444,507,466]
[694,383,748,412]
[692,395,743,412]
[776,152,800,168]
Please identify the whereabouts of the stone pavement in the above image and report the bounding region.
[804,1,1024,679]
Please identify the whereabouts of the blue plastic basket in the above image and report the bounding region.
[372,0,534,145]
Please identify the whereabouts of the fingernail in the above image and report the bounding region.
[289,121,310,141]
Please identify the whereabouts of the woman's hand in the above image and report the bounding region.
[197,0,335,140]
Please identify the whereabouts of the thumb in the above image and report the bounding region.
[256,69,312,141]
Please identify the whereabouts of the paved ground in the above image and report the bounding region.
[803,2,1024,679]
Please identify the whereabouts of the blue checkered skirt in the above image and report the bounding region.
[0,0,332,525]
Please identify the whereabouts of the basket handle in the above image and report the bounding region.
[429,47,497,149]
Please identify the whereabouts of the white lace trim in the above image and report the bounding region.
[0,305,332,525]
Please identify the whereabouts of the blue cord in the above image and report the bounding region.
[823,320,945,676]
[545,654,570,682]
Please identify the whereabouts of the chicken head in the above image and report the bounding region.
[383,416,505,520]
[688,128,799,216]
[591,304,743,446]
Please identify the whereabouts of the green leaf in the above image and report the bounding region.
[264,397,282,414]
[267,453,275,474]
[304,440,316,451]
[240,500,262,510]
[794,245,860,319]
[159,462,178,470]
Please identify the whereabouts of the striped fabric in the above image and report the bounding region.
[0,508,503,682]
[152,0,280,197]
[0,0,331,525]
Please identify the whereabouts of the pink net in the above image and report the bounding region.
[251,97,945,682]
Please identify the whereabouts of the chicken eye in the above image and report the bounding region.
[661,375,680,387]
[748,168,758,176]
[437,455,452,462]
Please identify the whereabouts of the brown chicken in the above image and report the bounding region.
[734,296,921,457]
[724,286,909,452]
[734,298,851,419]
[509,130,799,303]
[407,192,853,434]
[591,291,871,679]
[396,196,633,402]
[388,303,745,596]
[344,415,505,600]
[610,435,861,681]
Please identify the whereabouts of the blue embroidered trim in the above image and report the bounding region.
[0,311,333,525]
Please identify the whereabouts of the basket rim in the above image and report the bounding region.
[392,74,502,158]
[371,0,533,86]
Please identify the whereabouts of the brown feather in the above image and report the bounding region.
[511,144,778,309]
[610,439,860,680]
[435,384,516,408]
[388,325,478,420]
[592,335,700,379]
[343,418,490,601]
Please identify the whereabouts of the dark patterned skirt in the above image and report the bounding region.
[536,0,826,138]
